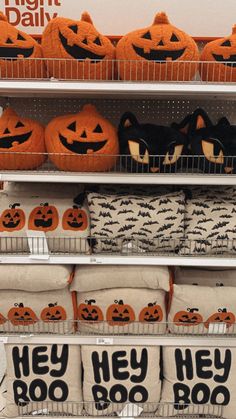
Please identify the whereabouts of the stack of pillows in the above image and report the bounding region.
[1,9,236,82]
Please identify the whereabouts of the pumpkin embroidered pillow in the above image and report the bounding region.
[87,191,185,253]
[42,12,115,80]
[168,284,236,335]
[81,345,161,415]
[4,344,83,416]
[159,346,236,418]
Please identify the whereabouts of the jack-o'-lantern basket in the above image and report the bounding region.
[45,104,119,172]
[116,11,199,81]
[42,12,115,80]
[200,25,236,82]
[0,11,45,79]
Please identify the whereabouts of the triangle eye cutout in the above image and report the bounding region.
[6,38,13,44]
[93,124,103,133]
[67,121,76,132]
[69,25,78,34]
[170,33,179,42]
[3,128,10,134]
[81,130,87,138]
[94,37,102,46]
[17,33,26,41]
[142,31,152,40]
[15,121,24,128]
[221,39,231,47]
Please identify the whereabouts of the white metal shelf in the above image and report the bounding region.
[2,171,236,185]
[1,80,236,99]
[0,254,236,267]
[2,334,236,347]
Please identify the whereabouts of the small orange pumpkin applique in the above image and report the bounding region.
[8,303,38,326]
[106,300,135,326]
[0,11,45,79]
[204,308,235,329]
[0,313,7,325]
[28,202,59,232]
[42,12,115,80]
[62,205,88,231]
[78,299,104,322]
[116,11,199,81]
[41,303,67,322]
[45,104,119,172]
[200,25,236,82]
[173,308,203,327]
[0,203,25,232]
[139,302,163,323]
[0,108,46,170]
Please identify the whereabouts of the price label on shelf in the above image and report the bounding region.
[118,403,143,417]
[208,323,227,334]
[0,337,8,344]
[90,257,103,264]
[96,337,113,345]
[27,230,49,260]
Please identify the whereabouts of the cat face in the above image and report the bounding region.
[118,112,187,173]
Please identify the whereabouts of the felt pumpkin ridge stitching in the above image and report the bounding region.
[78,299,104,322]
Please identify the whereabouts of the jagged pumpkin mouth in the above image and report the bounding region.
[144,315,160,322]
[0,46,34,60]
[67,220,83,228]
[0,132,32,149]
[59,32,105,62]
[34,219,53,228]
[3,219,20,228]
[59,133,107,154]
[81,313,99,321]
[212,53,236,67]
[132,45,185,61]
[112,316,130,322]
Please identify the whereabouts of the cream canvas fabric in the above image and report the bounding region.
[87,191,185,253]
[0,287,75,334]
[82,345,161,415]
[3,183,83,197]
[0,192,90,253]
[168,284,236,334]
[4,344,82,417]
[77,288,166,334]
[159,346,236,418]
[174,267,236,287]
[0,265,73,292]
[72,265,170,292]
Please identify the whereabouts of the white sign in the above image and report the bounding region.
[27,230,49,260]
[2,0,236,37]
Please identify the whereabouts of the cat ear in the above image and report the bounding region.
[171,113,193,135]
[119,112,139,130]
[189,108,212,134]
[217,117,231,127]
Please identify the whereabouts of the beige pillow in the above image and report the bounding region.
[159,346,236,418]
[0,288,75,334]
[0,192,90,254]
[77,288,166,335]
[174,267,236,287]
[82,345,161,415]
[72,265,170,292]
[168,284,236,335]
[87,191,185,253]
[0,265,73,292]
[3,183,83,197]
[5,344,82,417]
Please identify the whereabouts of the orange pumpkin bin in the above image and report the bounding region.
[45,104,119,172]
[0,11,45,79]
[41,303,67,322]
[8,303,38,326]
[116,11,199,81]
[42,12,115,80]
[200,25,236,82]
[106,300,135,326]
[62,205,88,231]
[0,108,46,170]
[0,203,25,232]
[78,299,104,322]
[28,202,59,232]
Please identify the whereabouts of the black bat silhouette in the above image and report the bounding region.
[143,221,159,226]
[101,228,113,234]
[219,214,233,219]
[208,231,219,238]
[192,210,205,216]
[177,208,186,215]
[118,224,135,233]
[104,221,120,226]
[120,199,133,206]
[194,226,207,232]
[138,202,155,210]
[91,218,99,222]
[159,198,172,205]
[132,232,148,237]
[126,217,138,222]
[197,218,213,224]
[212,221,229,230]
[232,208,236,213]
[157,223,174,233]
[118,209,134,215]
[192,202,209,209]
[157,208,173,214]
[99,211,112,218]
[99,202,116,210]
[189,230,202,236]
[225,229,236,234]
[211,207,227,212]
[111,197,124,204]
[98,232,109,237]
[165,216,177,221]
[138,211,151,218]
[140,227,152,234]
[176,200,185,205]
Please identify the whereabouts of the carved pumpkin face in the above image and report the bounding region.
[8,303,38,325]
[42,12,115,80]
[40,303,67,322]
[78,299,104,322]
[0,12,44,79]
[116,12,199,81]
[139,302,163,322]
[0,313,7,325]
[173,308,203,327]
[205,308,235,329]
[0,108,46,170]
[0,203,25,232]
[45,104,119,172]
[106,300,135,326]
[28,203,59,232]
[200,25,236,82]
[62,205,88,231]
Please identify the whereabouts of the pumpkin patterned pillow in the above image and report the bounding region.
[76,288,167,334]
[82,345,161,415]
[0,193,90,254]
[87,191,185,253]
[168,284,236,334]
[159,346,236,418]
[4,344,82,417]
